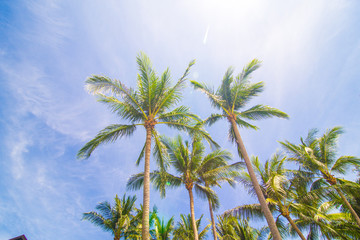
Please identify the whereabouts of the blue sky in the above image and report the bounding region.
[1,0,360,239]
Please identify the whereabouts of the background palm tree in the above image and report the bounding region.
[293,199,356,240]
[216,215,261,240]
[280,127,360,227]
[191,59,288,240]
[172,214,209,240]
[197,153,242,240]
[152,216,174,240]
[226,155,307,240]
[82,194,138,240]
[127,135,234,240]
[78,52,214,240]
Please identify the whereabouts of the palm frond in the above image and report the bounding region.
[239,105,289,120]
[77,124,137,159]
[153,132,169,170]
[234,116,259,130]
[126,173,145,191]
[194,183,219,206]
[190,80,226,111]
[238,59,262,82]
[156,105,201,122]
[151,170,182,198]
[219,67,235,109]
[135,142,146,166]
[85,75,147,119]
[231,81,264,110]
[224,203,265,220]
[331,156,360,174]
[153,60,195,115]
[82,212,110,232]
[204,113,226,126]
[96,94,144,122]
[160,121,219,149]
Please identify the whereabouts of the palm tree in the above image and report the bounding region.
[280,127,360,227]
[78,53,214,240]
[128,205,159,240]
[172,214,209,240]
[152,215,174,240]
[226,155,307,240]
[216,215,260,240]
[191,59,289,239]
[82,194,138,240]
[197,154,242,240]
[293,200,356,240]
[127,135,236,240]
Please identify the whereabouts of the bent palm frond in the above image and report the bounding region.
[77,124,137,159]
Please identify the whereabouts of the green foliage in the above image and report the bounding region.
[152,216,174,240]
[82,194,139,240]
[191,59,288,132]
[78,52,215,161]
[172,214,209,240]
[216,215,261,240]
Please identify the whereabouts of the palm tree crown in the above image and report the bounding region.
[191,59,287,139]
[78,52,214,240]
[172,214,209,240]
[280,126,360,227]
[82,194,138,240]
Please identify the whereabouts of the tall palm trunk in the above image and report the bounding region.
[283,215,306,240]
[334,184,360,227]
[142,127,152,240]
[229,118,282,240]
[206,186,217,240]
[188,188,199,240]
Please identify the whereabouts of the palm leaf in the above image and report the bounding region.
[239,105,289,120]
[331,156,360,174]
[126,173,145,191]
[77,124,137,159]
[153,60,195,115]
[96,94,144,122]
[224,203,265,220]
[204,113,226,126]
[85,75,147,119]
[190,80,226,112]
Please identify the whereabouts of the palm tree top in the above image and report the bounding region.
[82,194,138,239]
[280,126,360,178]
[85,52,195,121]
[190,59,288,142]
[77,52,218,160]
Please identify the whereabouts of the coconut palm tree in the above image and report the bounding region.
[293,200,357,240]
[197,156,243,240]
[82,194,138,240]
[152,215,174,240]
[172,214,209,240]
[127,205,159,240]
[216,215,261,240]
[280,127,360,227]
[226,155,307,239]
[191,59,288,239]
[127,135,236,240]
[78,53,215,240]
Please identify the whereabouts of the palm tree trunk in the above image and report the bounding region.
[334,185,360,227]
[207,197,217,240]
[142,127,152,240]
[188,188,199,240]
[283,215,306,240]
[229,119,282,240]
